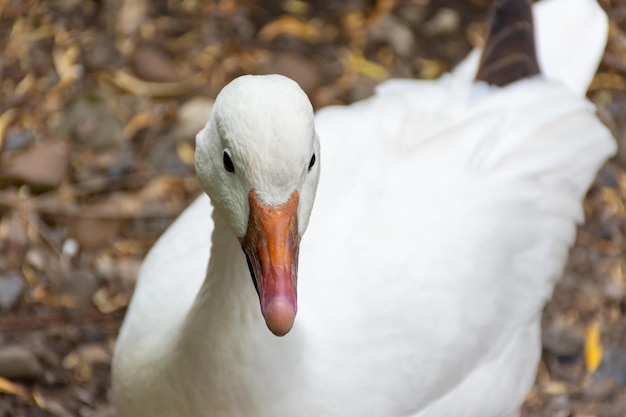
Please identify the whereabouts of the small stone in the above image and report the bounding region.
[75,385,95,406]
[424,8,461,37]
[44,400,73,417]
[604,280,626,303]
[0,272,26,311]
[70,218,125,249]
[542,326,583,360]
[25,248,46,271]
[56,94,124,149]
[58,269,100,308]
[83,35,125,71]
[0,213,27,271]
[63,343,111,383]
[175,97,214,141]
[94,254,116,281]
[89,404,117,417]
[117,0,149,35]
[349,77,379,102]
[79,406,95,417]
[75,343,111,367]
[130,42,180,82]
[0,346,43,380]
[594,347,626,387]
[146,133,190,175]
[62,238,79,258]
[116,258,142,289]
[2,128,34,151]
[370,15,414,57]
[2,140,70,189]
[260,52,321,95]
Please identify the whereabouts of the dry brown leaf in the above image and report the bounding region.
[61,351,92,381]
[282,0,310,15]
[137,176,187,201]
[342,12,367,45]
[61,351,80,370]
[41,294,79,309]
[31,389,46,407]
[0,376,27,399]
[123,111,158,139]
[596,186,626,217]
[15,73,37,97]
[467,21,485,48]
[418,58,445,79]
[93,287,129,314]
[52,45,82,88]
[542,380,569,396]
[589,73,626,92]
[346,50,389,80]
[0,108,18,149]
[258,16,325,43]
[113,240,143,255]
[366,0,396,26]
[105,70,193,97]
[176,141,195,166]
[21,264,37,286]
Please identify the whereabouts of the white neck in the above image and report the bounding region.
[159,211,306,413]
[175,210,266,356]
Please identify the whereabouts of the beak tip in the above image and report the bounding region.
[262,297,297,336]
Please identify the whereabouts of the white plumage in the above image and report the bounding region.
[112,0,615,416]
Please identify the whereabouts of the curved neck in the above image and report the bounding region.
[178,210,263,351]
[161,210,305,409]
[117,208,306,416]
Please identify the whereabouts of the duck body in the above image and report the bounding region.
[112,0,615,416]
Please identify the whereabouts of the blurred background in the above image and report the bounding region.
[0,0,625,416]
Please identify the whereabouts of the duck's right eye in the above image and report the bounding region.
[223,151,235,173]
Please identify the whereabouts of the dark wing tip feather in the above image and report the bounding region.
[475,0,540,86]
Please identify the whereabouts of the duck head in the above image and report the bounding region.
[195,75,320,336]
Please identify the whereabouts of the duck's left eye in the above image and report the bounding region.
[308,154,316,172]
[223,151,235,173]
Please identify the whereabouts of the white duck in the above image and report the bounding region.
[112,0,615,416]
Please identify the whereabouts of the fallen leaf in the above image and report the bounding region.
[589,73,626,92]
[0,108,18,149]
[542,380,569,396]
[366,0,396,26]
[176,141,195,166]
[123,111,158,139]
[52,44,82,88]
[585,321,604,374]
[282,0,310,15]
[258,16,325,43]
[105,69,193,97]
[31,389,46,407]
[346,50,389,80]
[14,73,36,97]
[93,287,129,314]
[418,58,445,79]
[0,376,27,399]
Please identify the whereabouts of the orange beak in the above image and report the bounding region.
[240,190,300,336]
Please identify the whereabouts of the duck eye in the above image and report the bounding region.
[223,151,235,173]
[308,153,316,172]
